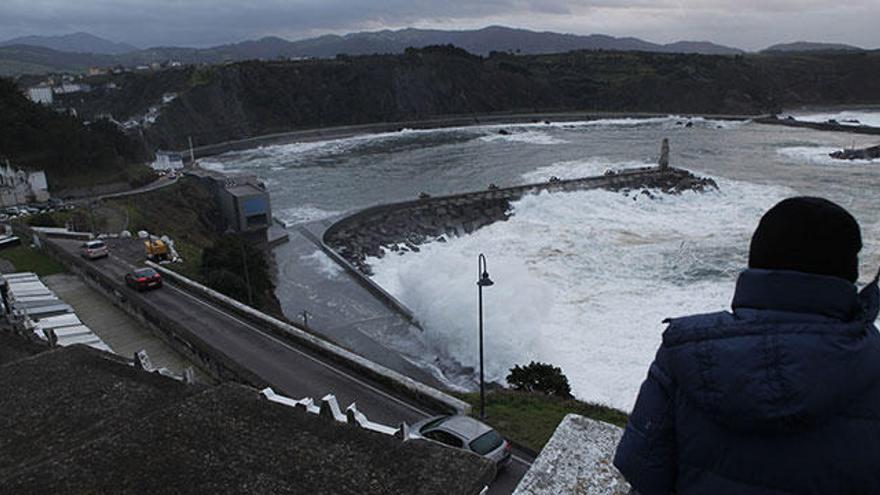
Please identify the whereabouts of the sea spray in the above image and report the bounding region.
[369,176,795,411]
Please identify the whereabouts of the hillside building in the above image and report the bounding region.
[26,86,53,105]
[0,163,50,206]
[188,169,272,244]
[151,151,184,172]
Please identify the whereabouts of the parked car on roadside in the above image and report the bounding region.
[410,415,511,469]
[81,240,109,260]
[125,267,163,291]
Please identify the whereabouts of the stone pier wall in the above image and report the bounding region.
[755,116,880,136]
[324,166,717,274]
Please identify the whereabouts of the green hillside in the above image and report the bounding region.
[0,77,150,190]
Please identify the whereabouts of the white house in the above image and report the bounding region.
[151,151,184,172]
[0,164,50,206]
[53,83,90,95]
[27,86,53,105]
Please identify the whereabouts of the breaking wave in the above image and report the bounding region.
[791,110,880,128]
[300,250,345,279]
[479,130,569,145]
[276,205,343,227]
[777,146,880,166]
[520,158,653,183]
[368,175,795,411]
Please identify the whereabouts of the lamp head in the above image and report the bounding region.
[478,271,494,287]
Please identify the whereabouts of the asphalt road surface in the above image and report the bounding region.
[53,238,531,493]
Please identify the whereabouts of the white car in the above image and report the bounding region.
[81,240,109,260]
[410,415,512,469]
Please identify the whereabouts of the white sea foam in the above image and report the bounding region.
[521,158,651,183]
[198,160,227,172]
[791,110,880,128]
[479,130,569,145]
[777,146,880,166]
[369,177,795,411]
[276,205,342,227]
[558,115,744,129]
[228,127,465,165]
[300,250,344,279]
[218,116,741,168]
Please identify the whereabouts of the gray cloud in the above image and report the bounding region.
[0,0,877,50]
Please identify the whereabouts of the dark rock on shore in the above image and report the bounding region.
[829,144,880,161]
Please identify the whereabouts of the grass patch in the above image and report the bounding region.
[0,245,65,277]
[457,390,628,453]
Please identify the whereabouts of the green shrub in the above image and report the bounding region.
[26,212,62,228]
[507,361,573,399]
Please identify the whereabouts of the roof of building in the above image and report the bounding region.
[186,168,265,196]
[226,183,266,197]
[0,335,494,494]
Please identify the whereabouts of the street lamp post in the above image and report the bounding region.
[477,253,494,419]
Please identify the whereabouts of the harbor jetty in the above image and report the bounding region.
[324,140,717,274]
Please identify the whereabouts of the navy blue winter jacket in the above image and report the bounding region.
[614,269,880,495]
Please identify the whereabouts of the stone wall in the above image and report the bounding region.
[324,166,717,274]
[514,414,629,495]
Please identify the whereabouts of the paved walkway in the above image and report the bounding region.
[43,273,208,381]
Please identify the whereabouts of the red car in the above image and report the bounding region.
[125,267,163,291]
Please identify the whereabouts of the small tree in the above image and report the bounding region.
[201,234,274,309]
[506,361,573,399]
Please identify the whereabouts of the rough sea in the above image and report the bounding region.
[203,113,880,411]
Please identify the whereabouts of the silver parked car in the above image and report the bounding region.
[410,415,511,468]
[81,240,109,260]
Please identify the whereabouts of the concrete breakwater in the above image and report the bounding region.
[755,116,880,136]
[324,166,718,274]
[830,144,880,161]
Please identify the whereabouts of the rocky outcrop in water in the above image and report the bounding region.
[830,144,880,160]
[324,167,718,274]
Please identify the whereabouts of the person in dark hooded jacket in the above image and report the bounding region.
[613,196,880,495]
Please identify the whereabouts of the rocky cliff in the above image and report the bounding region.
[58,46,880,150]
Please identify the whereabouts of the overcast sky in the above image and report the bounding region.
[0,0,877,51]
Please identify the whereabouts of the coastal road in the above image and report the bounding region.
[68,174,180,207]
[50,238,531,493]
[53,237,426,425]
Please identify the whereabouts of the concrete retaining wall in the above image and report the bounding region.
[146,261,471,415]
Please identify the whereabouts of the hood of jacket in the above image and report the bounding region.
[661,269,880,435]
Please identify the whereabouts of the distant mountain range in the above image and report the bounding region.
[0,32,138,55]
[763,41,865,53]
[0,26,871,76]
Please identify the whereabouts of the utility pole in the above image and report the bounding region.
[476,253,494,419]
[239,239,254,306]
[188,136,196,164]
